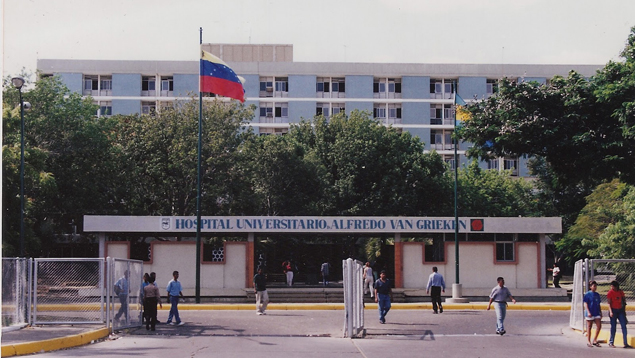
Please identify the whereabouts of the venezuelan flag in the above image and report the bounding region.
[200,50,245,102]
[455,93,471,121]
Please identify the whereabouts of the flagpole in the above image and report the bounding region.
[195,27,203,303]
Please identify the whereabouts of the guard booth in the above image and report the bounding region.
[84,216,561,294]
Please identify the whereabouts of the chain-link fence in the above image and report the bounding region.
[2,258,32,330]
[342,258,365,338]
[107,258,143,331]
[33,258,105,324]
[570,258,634,332]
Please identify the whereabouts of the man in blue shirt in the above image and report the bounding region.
[166,271,184,326]
[487,277,516,335]
[114,270,130,323]
[426,266,446,314]
[374,270,392,324]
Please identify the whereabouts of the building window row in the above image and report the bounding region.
[316,77,345,98]
[259,102,288,122]
[316,103,345,117]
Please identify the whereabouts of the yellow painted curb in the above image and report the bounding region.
[163,302,571,311]
[1,327,109,357]
[573,328,634,348]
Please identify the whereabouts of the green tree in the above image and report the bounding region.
[457,160,540,217]
[236,134,326,215]
[2,75,119,256]
[458,27,635,259]
[290,110,452,216]
[588,185,635,259]
[114,99,254,216]
[557,180,629,262]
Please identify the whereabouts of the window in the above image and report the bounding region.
[373,104,386,119]
[486,79,498,95]
[259,127,288,136]
[332,103,345,115]
[275,77,288,92]
[430,130,454,151]
[496,234,515,262]
[496,243,514,261]
[141,101,156,115]
[99,101,112,117]
[430,104,443,125]
[260,77,274,97]
[424,234,445,262]
[487,159,500,170]
[503,157,518,176]
[142,76,156,96]
[332,78,345,94]
[430,79,454,99]
[443,155,456,170]
[83,76,98,95]
[374,78,401,99]
[259,103,274,120]
[161,76,173,96]
[260,76,288,97]
[387,104,402,124]
[316,103,329,117]
[100,77,112,96]
[275,103,288,118]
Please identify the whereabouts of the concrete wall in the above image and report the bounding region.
[105,241,247,293]
[402,242,540,289]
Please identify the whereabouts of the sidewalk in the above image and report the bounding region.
[0,301,573,357]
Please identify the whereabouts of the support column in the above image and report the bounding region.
[539,233,546,288]
[98,233,106,258]
[247,233,255,288]
[394,233,403,288]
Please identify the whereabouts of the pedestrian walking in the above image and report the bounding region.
[607,280,631,348]
[253,267,269,315]
[140,273,150,324]
[547,263,562,288]
[425,266,445,314]
[282,260,294,286]
[487,277,516,335]
[363,262,374,297]
[166,271,185,326]
[583,280,602,347]
[113,270,130,323]
[143,274,162,331]
[320,261,330,286]
[374,270,392,324]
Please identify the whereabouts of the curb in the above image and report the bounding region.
[168,302,572,311]
[572,328,634,348]
[0,327,109,357]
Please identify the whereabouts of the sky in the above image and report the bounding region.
[2,0,635,78]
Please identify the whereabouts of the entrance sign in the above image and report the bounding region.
[84,216,561,234]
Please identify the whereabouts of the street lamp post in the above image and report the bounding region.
[12,77,26,257]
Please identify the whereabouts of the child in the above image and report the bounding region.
[583,280,602,347]
[166,271,185,326]
[143,274,162,330]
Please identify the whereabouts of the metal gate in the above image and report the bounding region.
[1,258,32,330]
[107,258,144,330]
[570,258,634,332]
[342,258,365,338]
[33,258,105,324]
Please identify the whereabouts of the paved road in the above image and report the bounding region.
[29,309,634,357]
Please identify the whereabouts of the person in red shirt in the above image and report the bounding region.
[607,280,631,348]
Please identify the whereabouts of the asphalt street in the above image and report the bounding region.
[28,309,634,358]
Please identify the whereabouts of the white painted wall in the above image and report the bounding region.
[118,242,246,293]
[402,242,540,289]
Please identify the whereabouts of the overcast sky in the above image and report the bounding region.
[3,0,635,77]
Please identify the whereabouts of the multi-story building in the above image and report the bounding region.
[38,44,601,176]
